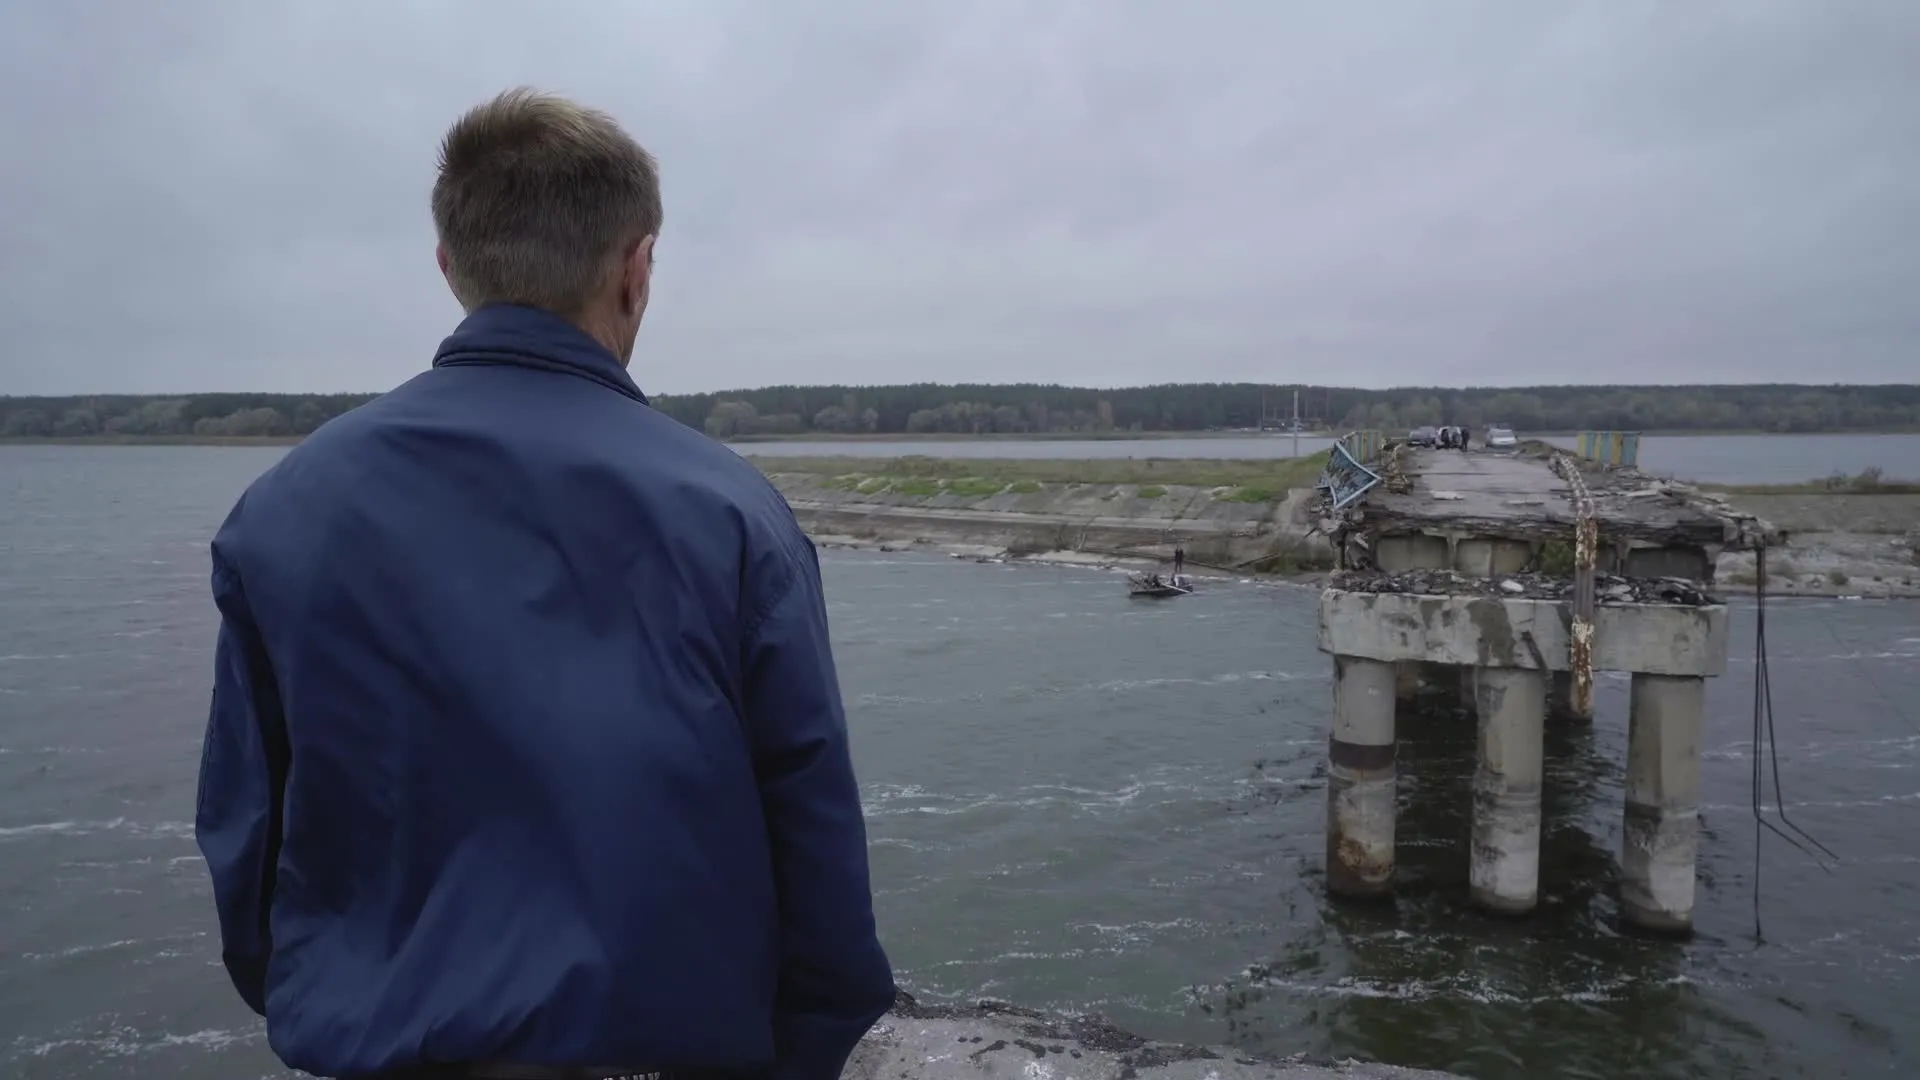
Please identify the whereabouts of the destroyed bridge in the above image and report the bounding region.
[1310,431,1779,934]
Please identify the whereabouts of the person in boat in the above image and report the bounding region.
[195,89,894,1080]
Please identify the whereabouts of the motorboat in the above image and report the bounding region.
[1127,571,1193,598]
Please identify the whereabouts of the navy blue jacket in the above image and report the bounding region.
[195,304,894,1079]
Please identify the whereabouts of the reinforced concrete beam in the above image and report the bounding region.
[1318,589,1728,678]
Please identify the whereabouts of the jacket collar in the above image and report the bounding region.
[432,303,650,406]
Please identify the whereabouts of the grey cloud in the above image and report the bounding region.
[1,0,1915,395]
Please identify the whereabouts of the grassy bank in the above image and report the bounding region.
[1700,467,1920,496]
[747,452,1331,493]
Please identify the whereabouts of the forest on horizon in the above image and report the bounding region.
[3,381,1918,440]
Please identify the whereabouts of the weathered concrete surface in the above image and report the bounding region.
[1371,531,1537,578]
[848,998,1466,1080]
[1317,589,1729,677]
[1621,674,1706,934]
[1469,668,1545,915]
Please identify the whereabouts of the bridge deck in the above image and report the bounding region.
[1357,448,1740,548]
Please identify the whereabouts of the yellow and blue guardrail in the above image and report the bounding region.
[1574,431,1641,468]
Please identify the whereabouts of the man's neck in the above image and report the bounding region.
[569,307,632,367]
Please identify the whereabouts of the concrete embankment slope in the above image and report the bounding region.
[1714,492,1920,597]
[852,999,1464,1080]
[763,469,1329,570]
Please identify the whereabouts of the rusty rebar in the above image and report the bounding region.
[1554,454,1598,719]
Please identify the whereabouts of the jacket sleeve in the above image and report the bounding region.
[741,543,896,1080]
[194,548,289,1017]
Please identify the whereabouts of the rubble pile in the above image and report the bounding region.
[1331,568,1718,606]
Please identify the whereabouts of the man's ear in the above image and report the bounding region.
[625,234,657,313]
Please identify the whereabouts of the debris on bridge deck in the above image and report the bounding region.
[1332,567,1717,606]
[1310,438,1770,937]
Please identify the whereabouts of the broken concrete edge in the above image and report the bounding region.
[1316,588,1729,677]
[849,992,1467,1080]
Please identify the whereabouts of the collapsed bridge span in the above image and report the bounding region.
[1311,435,1776,933]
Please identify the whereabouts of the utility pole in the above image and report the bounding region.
[1292,388,1301,458]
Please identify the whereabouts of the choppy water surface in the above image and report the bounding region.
[2,445,1918,1079]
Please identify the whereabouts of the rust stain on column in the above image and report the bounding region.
[1327,655,1397,900]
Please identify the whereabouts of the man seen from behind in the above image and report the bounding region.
[194,88,896,1080]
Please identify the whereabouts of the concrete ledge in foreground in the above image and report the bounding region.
[1318,589,1728,677]
[847,996,1465,1080]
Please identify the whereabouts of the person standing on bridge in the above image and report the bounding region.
[194,88,895,1080]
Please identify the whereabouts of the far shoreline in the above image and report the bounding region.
[7,428,1920,450]
[6,433,1917,495]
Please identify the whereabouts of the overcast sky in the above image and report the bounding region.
[2,1,1915,396]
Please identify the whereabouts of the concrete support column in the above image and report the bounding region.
[1549,670,1594,725]
[1327,655,1397,900]
[1621,673,1705,935]
[1470,667,1546,914]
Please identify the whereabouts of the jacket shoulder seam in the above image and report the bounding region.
[741,554,801,647]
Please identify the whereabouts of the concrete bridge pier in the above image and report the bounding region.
[1313,444,1764,932]
[1327,655,1397,899]
[1469,667,1546,914]
[1621,673,1705,934]
[1319,589,1729,925]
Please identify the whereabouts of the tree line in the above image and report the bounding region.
[4,382,1918,441]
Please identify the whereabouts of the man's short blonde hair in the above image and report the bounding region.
[431,88,663,316]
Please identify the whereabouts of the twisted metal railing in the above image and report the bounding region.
[1318,430,1386,511]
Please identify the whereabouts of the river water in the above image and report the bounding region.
[2,446,1917,1079]
[733,433,1920,486]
